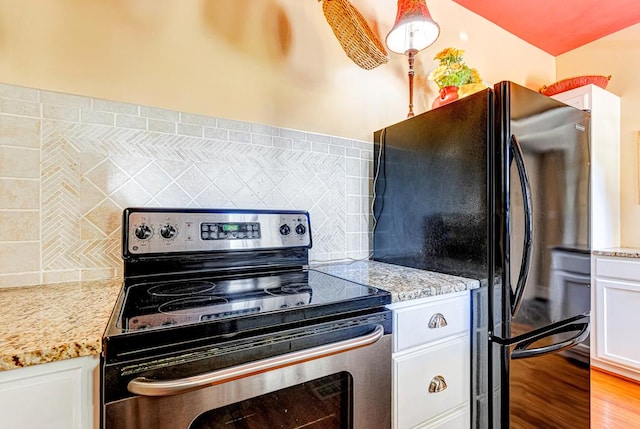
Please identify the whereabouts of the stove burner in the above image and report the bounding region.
[147,281,216,297]
[265,283,313,296]
[158,295,229,314]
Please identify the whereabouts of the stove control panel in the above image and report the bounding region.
[124,209,311,256]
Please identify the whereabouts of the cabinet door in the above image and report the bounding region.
[0,356,98,429]
[595,278,640,371]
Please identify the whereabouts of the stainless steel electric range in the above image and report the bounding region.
[101,208,392,429]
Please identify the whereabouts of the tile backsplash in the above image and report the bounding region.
[0,83,372,287]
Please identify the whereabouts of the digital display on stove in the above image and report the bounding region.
[200,222,261,240]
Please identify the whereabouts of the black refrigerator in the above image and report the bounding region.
[373,81,591,429]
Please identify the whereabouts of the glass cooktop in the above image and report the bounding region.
[115,269,389,333]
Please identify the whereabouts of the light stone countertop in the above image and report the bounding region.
[311,260,480,302]
[0,279,122,371]
[593,247,640,259]
[0,260,479,372]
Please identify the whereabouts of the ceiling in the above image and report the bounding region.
[452,0,640,56]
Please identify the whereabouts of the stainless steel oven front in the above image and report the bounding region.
[105,325,391,429]
[103,208,393,429]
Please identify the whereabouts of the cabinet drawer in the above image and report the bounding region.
[596,257,640,282]
[393,336,470,429]
[392,294,470,352]
[415,405,470,429]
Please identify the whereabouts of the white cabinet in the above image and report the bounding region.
[0,355,99,429]
[552,84,621,250]
[593,256,640,381]
[388,291,470,429]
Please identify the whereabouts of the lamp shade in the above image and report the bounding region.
[385,0,440,54]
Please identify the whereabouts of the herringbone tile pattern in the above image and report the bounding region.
[40,120,358,273]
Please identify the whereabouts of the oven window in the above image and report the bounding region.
[189,372,353,429]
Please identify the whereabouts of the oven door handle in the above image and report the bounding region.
[127,324,385,397]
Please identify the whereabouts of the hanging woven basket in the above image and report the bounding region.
[321,0,389,70]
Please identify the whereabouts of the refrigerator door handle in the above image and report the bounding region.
[509,134,533,317]
[511,320,590,360]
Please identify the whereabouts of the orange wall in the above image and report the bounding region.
[557,24,640,248]
[0,0,555,142]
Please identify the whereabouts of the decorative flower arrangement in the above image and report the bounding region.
[428,47,481,89]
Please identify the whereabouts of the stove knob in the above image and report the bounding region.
[295,224,306,235]
[279,224,291,236]
[134,224,153,240]
[160,224,177,239]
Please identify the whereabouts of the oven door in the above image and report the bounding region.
[105,324,391,429]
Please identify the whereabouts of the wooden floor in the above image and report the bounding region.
[506,319,640,429]
[510,352,590,428]
[591,368,640,428]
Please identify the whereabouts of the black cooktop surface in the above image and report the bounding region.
[103,268,391,361]
[118,269,386,332]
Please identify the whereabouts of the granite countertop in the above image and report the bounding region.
[0,279,122,372]
[0,260,479,372]
[312,260,480,302]
[593,247,640,258]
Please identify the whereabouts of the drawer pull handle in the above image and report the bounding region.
[429,375,448,393]
[428,313,448,329]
